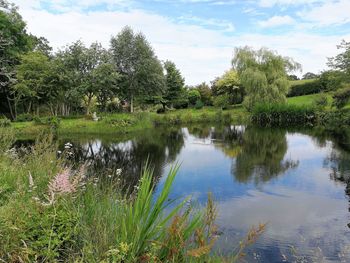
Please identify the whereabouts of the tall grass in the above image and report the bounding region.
[251,103,317,126]
[0,132,263,262]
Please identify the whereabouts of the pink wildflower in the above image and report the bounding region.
[48,168,76,194]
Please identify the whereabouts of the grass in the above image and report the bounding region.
[289,78,317,86]
[10,107,250,137]
[8,92,348,137]
[287,93,333,106]
[0,130,264,262]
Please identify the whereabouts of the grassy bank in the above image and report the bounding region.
[0,129,264,262]
[5,92,350,137]
[9,107,249,137]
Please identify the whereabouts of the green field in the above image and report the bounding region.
[289,78,317,86]
[287,93,333,106]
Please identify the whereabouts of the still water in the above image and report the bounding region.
[49,125,350,261]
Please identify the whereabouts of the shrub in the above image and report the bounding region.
[213,94,230,110]
[15,113,33,122]
[173,97,189,109]
[319,70,345,91]
[187,89,201,105]
[33,116,61,129]
[251,103,317,126]
[0,117,11,127]
[313,93,329,109]
[288,79,322,97]
[333,87,350,109]
[195,100,204,109]
[105,117,136,127]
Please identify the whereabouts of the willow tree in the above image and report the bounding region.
[110,27,165,112]
[232,47,301,110]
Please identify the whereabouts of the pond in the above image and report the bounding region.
[17,124,350,262]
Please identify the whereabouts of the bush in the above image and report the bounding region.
[194,100,204,109]
[313,93,329,109]
[187,89,201,105]
[0,117,11,127]
[34,116,61,129]
[288,79,322,97]
[319,70,345,91]
[173,97,189,109]
[15,113,33,122]
[251,103,317,126]
[213,94,230,110]
[333,87,350,109]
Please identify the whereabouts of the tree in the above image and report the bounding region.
[196,82,212,106]
[187,88,200,105]
[0,0,33,118]
[163,60,185,107]
[110,26,165,112]
[302,72,318,80]
[319,70,344,91]
[232,46,301,110]
[31,36,52,57]
[93,63,120,112]
[288,74,299,81]
[328,40,350,81]
[213,70,243,105]
[55,41,111,115]
[80,42,109,114]
[13,51,55,115]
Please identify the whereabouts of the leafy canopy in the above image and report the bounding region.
[110,26,165,112]
[164,60,185,104]
[232,46,301,110]
[328,40,350,82]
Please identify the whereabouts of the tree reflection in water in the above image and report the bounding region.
[232,127,299,184]
[67,127,185,190]
[190,125,299,184]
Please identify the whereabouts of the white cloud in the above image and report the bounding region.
[13,0,133,12]
[259,0,324,7]
[12,1,350,85]
[258,15,295,28]
[298,0,350,26]
[178,15,235,32]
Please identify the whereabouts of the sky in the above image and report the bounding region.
[12,0,350,85]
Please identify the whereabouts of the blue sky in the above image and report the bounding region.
[13,0,350,84]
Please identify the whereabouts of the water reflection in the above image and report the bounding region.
[14,125,350,262]
[67,127,185,187]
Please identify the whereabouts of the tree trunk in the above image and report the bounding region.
[130,94,134,113]
[6,96,15,120]
[27,101,32,114]
[86,98,91,115]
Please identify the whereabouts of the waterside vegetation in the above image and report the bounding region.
[0,130,265,262]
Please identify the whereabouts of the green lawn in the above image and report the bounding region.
[287,93,333,106]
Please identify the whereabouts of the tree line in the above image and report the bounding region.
[1,0,350,120]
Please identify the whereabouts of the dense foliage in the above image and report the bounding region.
[110,27,165,113]
[288,79,322,97]
[212,70,244,105]
[333,87,350,109]
[251,103,317,126]
[232,47,301,110]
